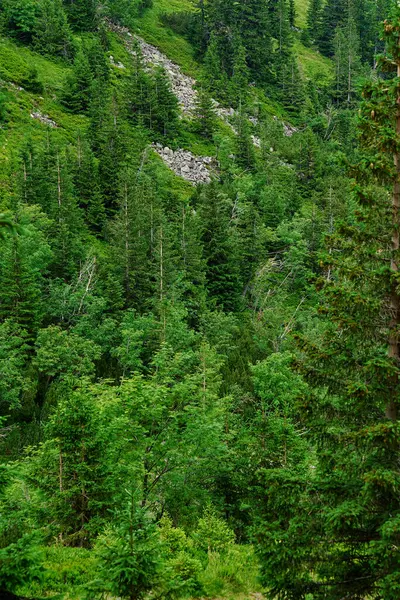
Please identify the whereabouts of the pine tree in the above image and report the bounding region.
[61,49,93,113]
[229,38,250,106]
[203,33,230,101]
[288,0,296,27]
[34,0,73,60]
[199,183,243,312]
[151,67,180,138]
[333,17,363,105]
[255,10,400,598]
[318,0,347,56]
[305,0,323,45]
[235,109,256,172]
[63,0,98,31]
[194,87,216,139]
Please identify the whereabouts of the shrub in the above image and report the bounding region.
[192,506,235,554]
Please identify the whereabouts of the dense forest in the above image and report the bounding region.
[1,0,400,598]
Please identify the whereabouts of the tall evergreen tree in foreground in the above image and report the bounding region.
[256,10,400,598]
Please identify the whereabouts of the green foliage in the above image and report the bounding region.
[94,499,161,599]
[0,533,44,594]
[1,0,38,42]
[34,0,74,59]
[193,506,235,554]
[0,0,390,597]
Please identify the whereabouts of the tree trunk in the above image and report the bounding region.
[386,37,400,421]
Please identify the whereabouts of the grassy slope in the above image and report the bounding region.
[134,0,201,76]
[294,0,333,83]
[0,32,195,208]
[132,0,333,115]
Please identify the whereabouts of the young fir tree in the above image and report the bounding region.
[95,497,161,600]
[255,11,400,599]
[194,87,216,139]
[61,49,94,113]
[34,0,73,60]
[305,0,323,45]
[63,0,98,31]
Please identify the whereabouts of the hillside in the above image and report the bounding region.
[1,0,397,599]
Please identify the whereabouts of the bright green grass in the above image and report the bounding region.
[294,39,334,83]
[134,0,201,77]
[295,0,309,29]
[0,37,69,92]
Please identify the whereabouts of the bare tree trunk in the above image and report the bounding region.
[386,43,400,421]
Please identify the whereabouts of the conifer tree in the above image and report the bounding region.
[61,49,93,113]
[235,109,256,172]
[151,67,180,138]
[194,87,216,139]
[229,39,250,106]
[199,183,243,312]
[256,10,400,598]
[318,0,346,56]
[63,0,98,31]
[305,0,323,45]
[203,34,228,99]
[333,18,363,104]
[34,0,73,60]
[288,0,296,28]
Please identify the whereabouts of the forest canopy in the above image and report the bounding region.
[1,0,400,599]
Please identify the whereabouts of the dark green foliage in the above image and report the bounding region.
[194,87,216,139]
[235,110,256,171]
[318,0,347,56]
[61,49,93,113]
[1,0,37,42]
[34,0,74,59]
[95,499,161,599]
[254,10,400,599]
[63,0,98,31]
[0,0,396,597]
[199,184,243,312]
[305,0,323,44]
[20,67,44,94]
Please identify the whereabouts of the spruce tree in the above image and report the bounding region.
[229,38,250,106]
[255,10,400,598]
[288,0,296,28]
[333,17,363,105]
[318,0,346,56]
[63,0,98,31]
[61,49,93,113]
[194,87,216,139]
[305,0,323,45]
[34,0,73,60]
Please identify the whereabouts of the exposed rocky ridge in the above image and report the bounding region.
[107,20,197,114]
[30,111,57,128]
[106,20,296,184]
[152,143,213,185]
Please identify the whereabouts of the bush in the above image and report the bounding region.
[192,506,235,554]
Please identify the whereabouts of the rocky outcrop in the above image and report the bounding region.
[106,20,197,114]
[109,55,126,69]
[152,143,213,185]
[30,111,57,128]
[133,37,197,114]
[106,20,297,183]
